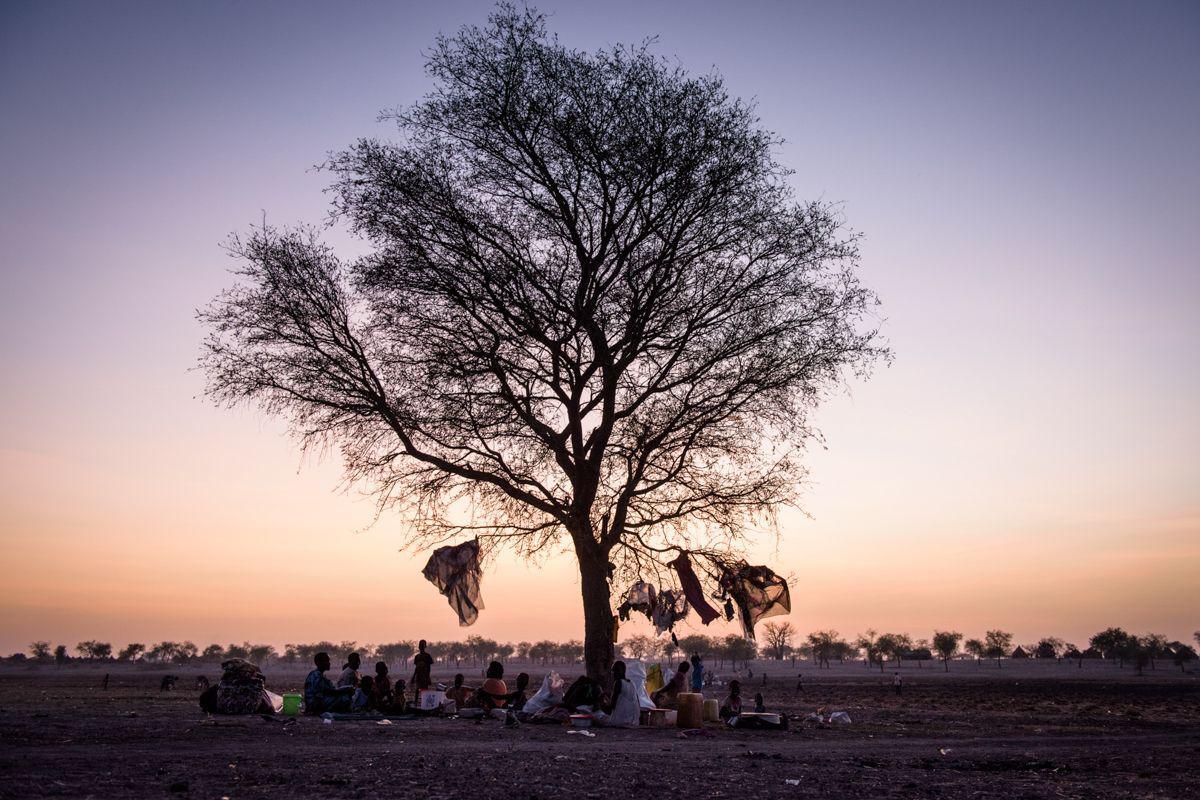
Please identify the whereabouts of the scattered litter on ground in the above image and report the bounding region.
[322,717,332,724]
[566,729,596,737]
[785,779,800,786]
[377,719,392,725]
[940,748,953,756]
[829,711,852,724]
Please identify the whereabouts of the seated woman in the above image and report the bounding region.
[445,673,473,710]
[352,675,376,712]
[470,661,508,718]
[601,661,640,727]
[651,661,690,709]
[719,680,743,720]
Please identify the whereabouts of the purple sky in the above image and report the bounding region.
[1,1,1197,654]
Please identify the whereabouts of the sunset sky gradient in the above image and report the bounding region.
[1,0,1197,655]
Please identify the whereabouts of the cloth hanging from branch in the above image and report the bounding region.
[616,581,657,623]
[719,561,791,640]
[668,552,721,625]
[651,589,689,634]
[421,539,484,626]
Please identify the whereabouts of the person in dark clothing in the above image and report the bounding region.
[304,652,354,714]
[411,640,433,701]
[373,662,393,707]
[651,661,690,708]
[505,672,530,711]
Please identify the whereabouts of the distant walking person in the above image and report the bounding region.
[411,640,433,701]
[893,672,903,695]
[795,673,803,693]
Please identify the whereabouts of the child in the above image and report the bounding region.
[387,679,408,714]
[373,662,393,707]
[352,675,376,712]
[445,673,473,710]
[506,672,531,711]
[719,679,743,720]
[753,692,766,713]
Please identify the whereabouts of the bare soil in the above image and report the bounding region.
[1,660,1197,799]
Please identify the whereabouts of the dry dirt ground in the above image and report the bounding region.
[0,661,1197,799]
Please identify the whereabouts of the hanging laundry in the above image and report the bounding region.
[651,588,689,634]
[616,580,657,623]
[668,552,721,625]
[421,539,484,626]
[718,561,791,640]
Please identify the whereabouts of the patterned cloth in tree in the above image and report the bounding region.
[422,538,485,626]
[719,561,791,640]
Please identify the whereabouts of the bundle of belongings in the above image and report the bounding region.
[199,658,282,715]
[422,538,484,626]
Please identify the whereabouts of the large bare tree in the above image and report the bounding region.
[200,4,886,683]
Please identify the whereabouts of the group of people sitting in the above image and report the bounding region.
[648,654,763,721]
[272,642,775,730]
[303,641,532,725]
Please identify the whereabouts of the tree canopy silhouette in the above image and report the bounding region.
[200,4,885,682]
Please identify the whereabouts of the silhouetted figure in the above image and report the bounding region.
[102,673,109,690]
[795,673,803,693]
[303,652,353,714]
[337,652,361,688]
[373,662,392,707]
[893,672,902,695]
[411,640,433,701]
[753,692,766,713]
[651,661,690,708]
[195,676,210,690]
[689,653,704,693]
[446,673,472,709]
[506,672,531,711]
[160,675,178,691]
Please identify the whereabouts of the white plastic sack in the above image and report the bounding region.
[624,661,656,710]
[522,671,564,716]
[829,711,852,724]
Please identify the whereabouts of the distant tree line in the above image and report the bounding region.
[11,629,1198,674]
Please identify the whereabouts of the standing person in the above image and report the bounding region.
[795,673,803,693]
[337,652,361,688]
[893,672,902,695]
[411,640,433,702]
[689,654,704,694]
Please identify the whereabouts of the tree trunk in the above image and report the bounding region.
[578,549,615,687]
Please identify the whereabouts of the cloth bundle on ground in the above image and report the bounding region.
[202,658,280,715]
[717,560,791,640]
[623,661,656,710]
[421,539,484,626]
[519,672,564,720]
